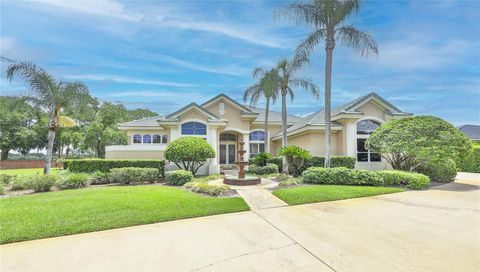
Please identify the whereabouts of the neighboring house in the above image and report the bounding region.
[106,92,411,174]
[458,124,480,143]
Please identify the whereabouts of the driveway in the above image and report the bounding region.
[1,173,479,272]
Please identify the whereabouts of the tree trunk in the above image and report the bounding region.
[264,97,270,153]
[324,35,334,168]
[45,129,56,174]
[281,89,289,174]
[1,149,9,160]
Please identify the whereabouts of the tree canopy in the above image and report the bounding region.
[165,136,215,176]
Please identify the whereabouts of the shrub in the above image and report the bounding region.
[58,173,90,189]
[377,170,430,190]
[457,144,480,173]
[304,156,355,169]
[109,167,160,184]
[249,163,278,175]
[165,170,193,185]
[279,145,311,177]
[267,157,283,173]
[184,182,231,196]
[0,174,16,185]
[193,174,223,183]
[10,177,27,191]
[278,178,303,187]
[165,136,215,176]
[65,159,165,177]
[418,158,457,182]
[25,175,58,192]
[88,171,110,185]
[274,174,289,182]
[366,115,471,171]
[0,183,4,194]
[301,167,383,186]
[250,152,273,167]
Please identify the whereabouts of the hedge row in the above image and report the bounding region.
[262,156,355,174]
[64,159,165,177]
[249,163,279,175]
[302,167,430,190]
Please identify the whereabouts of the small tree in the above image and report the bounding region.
[279,145,311,177]
[366,116,471,172]
[165,137,215,176]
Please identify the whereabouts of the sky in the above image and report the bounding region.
[1,0,479,125]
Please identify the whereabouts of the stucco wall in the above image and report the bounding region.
[357,102,385,120]
[205,98,250,131]
[179,110,209,122]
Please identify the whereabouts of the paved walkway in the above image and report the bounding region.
[2,173,479,272]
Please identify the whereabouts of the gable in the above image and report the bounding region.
[179,109,209,122]
[205,98,250,131]
[356,100,386,120]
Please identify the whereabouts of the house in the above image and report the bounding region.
[106,92,412,174]
[458,124,480,143]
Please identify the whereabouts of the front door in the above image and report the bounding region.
[220,144,236,164]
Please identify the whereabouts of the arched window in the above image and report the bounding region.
[133,134,141,144]
[181,122,207,135]
[357,119,381,135]
[249,131,265,159]
[220,133,237,141]
[356,119,381,162]
[249,131,265,141]
[153,135,161,143]
[143,135,151,144]
[162,135,168,143]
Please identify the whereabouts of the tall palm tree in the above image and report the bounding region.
[279,0,378,167]
[275,56,319,148]
[244,68,280,152]
[7,62,90,174]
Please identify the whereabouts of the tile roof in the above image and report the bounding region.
[118,116,162,127]
[246,105,303,124]
[458,124,480,140]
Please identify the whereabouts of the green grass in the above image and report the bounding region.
[273,185,404,205]
[0,168,60,175]
[0,186,249,244]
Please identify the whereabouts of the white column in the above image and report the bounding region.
[208,126,219,174]
[243,133,250,162]
[170,126,180,141]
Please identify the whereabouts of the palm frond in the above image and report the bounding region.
[333,0,360,25]
[336,25,378,57]
[59,115,76,128]
[289,78,320,99]
[276,2,327,27]
[6,62,57,101]
[294,29,326,66]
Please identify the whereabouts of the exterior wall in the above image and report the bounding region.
[205,99,250,132]
[286,131,341,156]
[179,110,208,122]
[106,150,164,160]
[126,129,167,145]
[357,101,386,120]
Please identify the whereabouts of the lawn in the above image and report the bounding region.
[0,168,60,175]
[0,186,249,244]
[273,185,404,205]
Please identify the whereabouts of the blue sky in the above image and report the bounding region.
[1,0,479,125]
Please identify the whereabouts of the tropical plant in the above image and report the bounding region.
[279,145,312,176]
[244,68,280,150]
[278,0,378,167]
[6,62,91,173]
[164,136,216,176]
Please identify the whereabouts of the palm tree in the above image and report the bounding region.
[275,56,319,148]
[243,68,280,152]
[279,0,378,167]
[7,62,90,174]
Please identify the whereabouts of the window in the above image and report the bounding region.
[133,134,141,144]
[249,131,265,141]
[143,135,151,144]
[153,135,161,143]
[220,133,236,142]
[249,131,265,159]
[356,119,381,162]
[181,122,207,135]
[162,135,168,143]
[357,120,381,135]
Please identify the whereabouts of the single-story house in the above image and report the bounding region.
[458,124,480,143]
[106,92,412,175]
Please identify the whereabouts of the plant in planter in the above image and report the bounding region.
[279,145,311,177]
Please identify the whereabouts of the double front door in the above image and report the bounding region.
[220,144,236,164]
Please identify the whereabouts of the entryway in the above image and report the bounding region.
[219,132,238,165]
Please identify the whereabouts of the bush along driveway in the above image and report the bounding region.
[0,186,249,244]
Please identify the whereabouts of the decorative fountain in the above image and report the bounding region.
[223,138,261,186]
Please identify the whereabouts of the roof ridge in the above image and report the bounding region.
[202,93,253,113]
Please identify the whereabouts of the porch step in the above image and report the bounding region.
[236,188,288,210]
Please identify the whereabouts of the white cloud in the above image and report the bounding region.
[33,0,287,48]
[64,74,196,87]
[154,54,248,76]
[106,90,202,98]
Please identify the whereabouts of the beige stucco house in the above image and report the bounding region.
[106,92,411,175]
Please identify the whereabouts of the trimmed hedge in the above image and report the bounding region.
[302,167,430,190]
[249,163,279,175]
[165,170,193,186]
[65,159,165,177]
[377,170,430,190]
[109,167,160,184]
[303,156,356,170]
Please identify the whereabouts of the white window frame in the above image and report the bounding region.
[355,118,383,163]
[249,130,265,159]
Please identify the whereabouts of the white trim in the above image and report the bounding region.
[354,117,384,163]
[119,126,163,130]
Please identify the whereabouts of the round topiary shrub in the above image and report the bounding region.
[165,170,193,185]
[165,136,215,176]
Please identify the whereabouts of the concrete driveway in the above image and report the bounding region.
[1,173,479,272]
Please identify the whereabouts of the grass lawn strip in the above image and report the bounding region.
[0,186,249,244]
[273,185,404,205]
